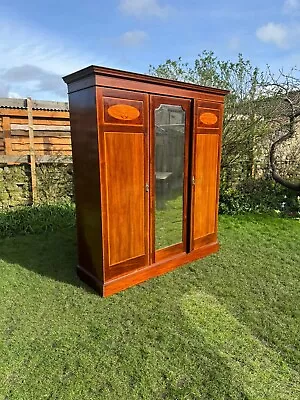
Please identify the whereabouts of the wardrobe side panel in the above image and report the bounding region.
[68,87,104,284]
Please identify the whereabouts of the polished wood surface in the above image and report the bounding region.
[107,104,140,121]
[103,98,143,125]
[64,65,229,97]
[77,242,219,297]
[68,87,104,284]
[192,134,219,247]
[104,132,145,266]
[199,111,218,125]
[103,242,220,297]
[195,100,223,135]
[64,65,228,296]
[97,88,150,280]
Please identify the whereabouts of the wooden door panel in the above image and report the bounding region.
[193,134,219,247]
[105,132,145,267]
[98,88,149,280]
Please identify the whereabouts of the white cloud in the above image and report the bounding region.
[120,30,148,46]
[2,65,68,99]
[0,13,108,100]
[283,0,300,13]
[256,22,288,48]
[119,0,171,18]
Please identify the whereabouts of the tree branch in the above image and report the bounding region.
[269,97,300,192]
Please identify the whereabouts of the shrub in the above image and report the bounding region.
[219,178,300,216]
[0,203,75,238]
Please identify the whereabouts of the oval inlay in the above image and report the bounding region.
[200,112,218,125]
[108,104,140,121]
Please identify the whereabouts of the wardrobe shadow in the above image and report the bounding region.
[0,227,94,293]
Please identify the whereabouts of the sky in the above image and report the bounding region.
[0,0,300,101]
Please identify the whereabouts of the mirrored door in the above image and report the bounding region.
[150,96,191,262]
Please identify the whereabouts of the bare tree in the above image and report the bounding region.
[266,69,300,192]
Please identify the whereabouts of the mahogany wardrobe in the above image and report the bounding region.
[63,66,228,296]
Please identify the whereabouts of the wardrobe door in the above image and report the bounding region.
[191,99,223,250]
[98,88,149,280]
[150,95,191,262]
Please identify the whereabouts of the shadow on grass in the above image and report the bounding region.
[0,226,95,293]
[181,291,300,400]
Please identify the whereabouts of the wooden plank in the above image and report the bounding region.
[12,144,72,152]
[10,118,70,125]
[11,124,70,131]
[11,130,71,138]
[27,98,37,204]
[11,137,71,145]
[9,148,72,156]
[0,154,72,164]
[0,109,69,119]
[0,155,29,164]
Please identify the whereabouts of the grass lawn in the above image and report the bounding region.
[0,212,300,399]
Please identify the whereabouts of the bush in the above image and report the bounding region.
[219,178,300,216]
[0,203,75,238]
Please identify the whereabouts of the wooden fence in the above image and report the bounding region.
[0,97,71,203]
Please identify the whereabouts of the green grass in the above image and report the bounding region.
[0,212,300,399]
[0,203,75,238]
[155,194,183,249]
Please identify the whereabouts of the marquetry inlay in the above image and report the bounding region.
[199,112,218,126]
[107,104,140,121]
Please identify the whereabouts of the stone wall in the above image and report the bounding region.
[0,164,74,208]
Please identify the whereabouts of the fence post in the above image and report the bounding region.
[3,116,13,164]
[27,98,37,204]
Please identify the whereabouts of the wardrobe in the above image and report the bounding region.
[63,66,228,296]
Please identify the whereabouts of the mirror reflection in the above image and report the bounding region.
[154,104,186,250]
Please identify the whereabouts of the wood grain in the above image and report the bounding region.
[104,131,146,266]
[0,109,69,119]
[192,134,219,245]
[68,86,104,284]
[97,88,150,280]
[3,117,12,156]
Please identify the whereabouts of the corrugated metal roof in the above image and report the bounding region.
[0,98,69,111]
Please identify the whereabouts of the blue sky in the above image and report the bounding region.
[0,0,300,100]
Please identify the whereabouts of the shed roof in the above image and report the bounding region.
[0,98,69,111]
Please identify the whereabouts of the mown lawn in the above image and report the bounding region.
[0,213,299,399]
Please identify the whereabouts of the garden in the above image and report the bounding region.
[1,52,300,399]
[0,205,299,399]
